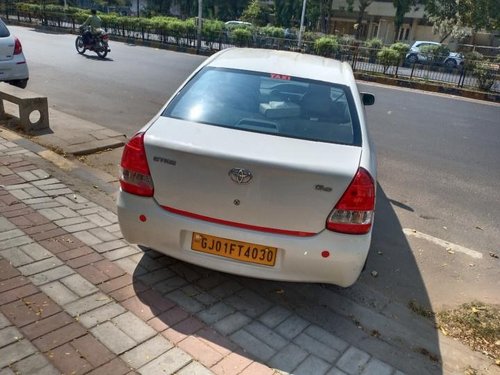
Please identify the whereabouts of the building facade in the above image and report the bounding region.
[329,0,436,43]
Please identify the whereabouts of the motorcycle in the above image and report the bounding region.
[75,26,110,59]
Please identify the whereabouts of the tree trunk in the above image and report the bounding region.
[327,0,333,33]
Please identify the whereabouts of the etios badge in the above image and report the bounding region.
[229,168,253,184]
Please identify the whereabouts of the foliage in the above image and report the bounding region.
[259,26,285,38]
[393,0,415,41]
[472,65,495,91]
[366,37,383,50]
[425,0,500,42]
[230,27,253,47]
[377,46,400,71]
[363,38,383,61]
[201,19,224,43]
[420,44,450,63]
[274,0,302,28]
[314,36,340,57]
[350,0,373,39]
[390,42,410,57]
[240,0,261,26]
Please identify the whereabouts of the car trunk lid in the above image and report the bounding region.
[144,117,362,234]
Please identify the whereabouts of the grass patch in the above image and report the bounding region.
[408,299,435,319]
[436,302,500,360]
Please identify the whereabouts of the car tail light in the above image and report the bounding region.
[120,133,154,197]
[326,168,375,234]
[14,37,23,55]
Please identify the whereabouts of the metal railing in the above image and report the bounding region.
[2,8,499,93]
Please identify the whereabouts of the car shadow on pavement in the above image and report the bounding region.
[131,183,442,374]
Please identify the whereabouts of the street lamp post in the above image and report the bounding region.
[297,0,307,49]
[197,0,202,53]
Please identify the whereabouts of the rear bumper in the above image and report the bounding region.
[117,191,372,287]
[0,56,29,82]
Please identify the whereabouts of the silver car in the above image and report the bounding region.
[117,48,376,287]
[406,41,464,68]
[0,20,29,88]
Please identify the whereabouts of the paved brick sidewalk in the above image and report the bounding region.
[0,133,409,375]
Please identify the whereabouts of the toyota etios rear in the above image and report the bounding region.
[117,48,376,287]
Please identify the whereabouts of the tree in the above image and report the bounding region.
[347,0,373,39]
[392,0,414,42]
[241,0,261,25]
[274,0,302,28]
[426,0,500,42]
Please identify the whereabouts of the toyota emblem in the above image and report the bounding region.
[228,168,253,184]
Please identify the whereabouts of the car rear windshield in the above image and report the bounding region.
[0,22,10,38]
[163,67,362,146]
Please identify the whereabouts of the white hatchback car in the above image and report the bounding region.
[117,48,376,287]
[0,20,29,88]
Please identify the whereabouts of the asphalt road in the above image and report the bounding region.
[9,26,500,306]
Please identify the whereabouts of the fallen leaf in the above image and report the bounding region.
[377,251,383,255]
[489,252,499,259]
[275,289,284,294]
[440,326,448,336]
[371,270,378,277]
[475,226,483,231]
[443,226,448,230]
[447,249,455,254]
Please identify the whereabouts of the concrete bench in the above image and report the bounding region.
[0,82,49,132]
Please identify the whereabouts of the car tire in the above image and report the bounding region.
[407,54,418,64]
[445,59,457,69]
[11,79,28,89]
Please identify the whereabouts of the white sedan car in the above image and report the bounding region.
[117,48,376,287]
[0,20,29,88]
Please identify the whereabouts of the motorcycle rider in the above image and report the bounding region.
[80,9,102,47]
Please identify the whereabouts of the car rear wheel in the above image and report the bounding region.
[407,54,418,64]
[10,79,28,89]
[445,59,457,69]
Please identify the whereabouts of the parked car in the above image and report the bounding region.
[406,41,464,68]
[224,20,253,28]
[0,19,29,88]
[117,48,376,287]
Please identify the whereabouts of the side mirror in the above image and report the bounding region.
[361,92,375,106]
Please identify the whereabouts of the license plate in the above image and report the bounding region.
[191,232,277,266]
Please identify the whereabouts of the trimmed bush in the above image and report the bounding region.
[260,26,285,38]
[314,36,340,57]
[377,46,400,72]
[472,64,495,91]
[231,28,253,47]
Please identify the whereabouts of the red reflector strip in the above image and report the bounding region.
[161,206,315,237]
